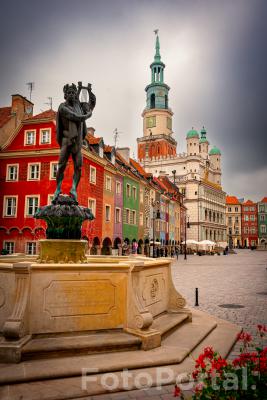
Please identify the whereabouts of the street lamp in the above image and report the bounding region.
[184,215,190,260]
[172,170,176,185]
[151,200,160,258]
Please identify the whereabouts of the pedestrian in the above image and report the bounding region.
[175,246,179,260]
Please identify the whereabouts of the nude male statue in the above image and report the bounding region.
[53,82,96,201]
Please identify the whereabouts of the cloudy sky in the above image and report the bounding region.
[0,0,266,201]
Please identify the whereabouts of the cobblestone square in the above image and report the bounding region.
[92,250,267,399]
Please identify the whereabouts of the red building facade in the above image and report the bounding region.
[241,200,258,247]
[0,110,104,254]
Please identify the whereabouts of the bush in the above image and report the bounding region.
[174,325,267,399]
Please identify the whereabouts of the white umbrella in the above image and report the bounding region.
[181,240,199,245]
[198,240,215,249]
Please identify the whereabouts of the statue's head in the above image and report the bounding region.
[63,83,78,101]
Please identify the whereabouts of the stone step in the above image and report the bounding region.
[151,312,189,337]
[0,311,241,400]
[21,331,142,361]
[0,310,218,385]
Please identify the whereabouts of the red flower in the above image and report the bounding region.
[237,331,252,343]
[192,369,199,380]
[173,384,181,397]
[194,382,204,394]
[203,346,214,359]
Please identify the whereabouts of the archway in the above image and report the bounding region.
[101,237,112,255]
[150,93,155,108]
[138,239,143,254]
[90,236,100,255]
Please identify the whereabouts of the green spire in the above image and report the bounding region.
[154,33,161,62]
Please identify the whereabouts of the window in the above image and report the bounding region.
[250,227,256,234]
[244,227,249,234]
[228,207,232,212]
[126,209,130,224]
[105,205,111,221]
[250,215,255,221]
[6,164,19,181]
[115,207,121,223]
[145,216,149,228]
[50,162,58,179]
[88,198,96,216]
[132,210,136,225]
[40,128,51,144]
[3,196,17,217]
[25,130,36,145]
[105,175,112,191]
[244,207,249,211]
[244,215,249,221]
[260,215,265,221]
[260,225,266,233]
[25,196,39,216]
[89,166,96,183]
[259,206,265,212]
[132,186,137,199]
[250,207,254,211]
[47,195,54,205]
[235,216,239,223]
[235,207,239,212]
[28,163,40,180]
[146,116,156,128]
[140,188,143,203]
[116,181,121,194]
[4,241,14,254]
[139,212,143,226]
[26,242,37,255]
[167,117,172,130]
[228,216,232,224]
[126,183,131,197]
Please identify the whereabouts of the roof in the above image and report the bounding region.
[25,109,56,121]
[186,129,199,139]
[226,196,240,205]
[209,146,221,155]
[0,106,12,128]
[87,134,102,145]
[243,199,255,205]
[130,158,147,177]
[104,145,113,153]
[260,197,267,203]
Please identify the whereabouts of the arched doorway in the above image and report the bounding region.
[90,236,100,255]
[113,237,121,255]
[138,239,143,254]
[101,237,112,255]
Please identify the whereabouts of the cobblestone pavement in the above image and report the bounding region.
[90,250,267,400]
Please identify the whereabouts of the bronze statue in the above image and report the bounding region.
[53,82,96,201]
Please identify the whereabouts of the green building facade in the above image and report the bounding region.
[122,176,139,243]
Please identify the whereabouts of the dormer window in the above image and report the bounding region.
[24,130,36,145]
[40,128,51,144]
[99,145,103,158]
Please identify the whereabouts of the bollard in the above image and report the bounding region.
[195,287,199,306]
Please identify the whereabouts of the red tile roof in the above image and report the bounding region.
[260,197,267,203]
[0,106,12,128]
[226,195,240,205]
[87,133,102,145]
[25,109,56,121]
[104,145,113,153]
[130,158,147,176]
[243,199,255,205]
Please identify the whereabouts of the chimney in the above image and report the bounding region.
[116,147,130,164]
[87,127,95,136]
[11,94,33,122]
